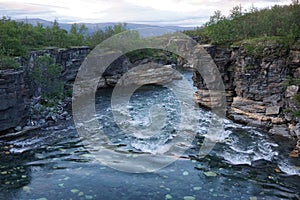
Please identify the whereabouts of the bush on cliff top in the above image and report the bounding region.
[233,36,290,57]
[32,55,64,99]
[0,16,127,63]
[184,3,300,46]
[0,56,19,70]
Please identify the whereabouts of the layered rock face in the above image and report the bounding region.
[193,46,234,109]
[193,45,300,138]
[3,42,299,137]
[0,47,91,132]
[0,69,29,131]
[0,46,182,132]
[25,47,90,89]
[116,62,182,86]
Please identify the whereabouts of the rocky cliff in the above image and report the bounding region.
[0,47,91,132]
[0,69,29,131]
[25,47,91,90]
[193,44,300,139]
[2,42,299,138]
[0,46,182,133]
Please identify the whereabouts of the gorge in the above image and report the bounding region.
[0,41,300,199]
[1,43,300,141]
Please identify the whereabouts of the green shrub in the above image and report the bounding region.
[0,56,19,69]
[32,55,64,99]
[291,94,300,118]
[293,94,300,105]
[283,76,300,88]
[126,48,178,64]
[184,4,300,47]
[292,110,300,118]
[242,43,264,57]
[234,36,290,57]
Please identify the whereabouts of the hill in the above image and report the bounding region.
[184,3,300,46]
[15,18,194,36]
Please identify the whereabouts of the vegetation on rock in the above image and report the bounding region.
[184,2,300,47]
[32,55,64,100]
[0,17,127,67]
[185,2,300,121]
[0,56,19,70]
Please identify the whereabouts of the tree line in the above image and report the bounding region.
[0,17,127,69]
[184,2,300,45]
[0,17,127,56]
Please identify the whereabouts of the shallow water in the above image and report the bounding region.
[0,71,300,200]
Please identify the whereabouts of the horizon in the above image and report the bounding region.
[0,0,292,27]
[14,17,196,28]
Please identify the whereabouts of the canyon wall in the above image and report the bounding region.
[0,47,90,132]
[0,69,29,131]
[2,42,300,138]
[193,44,300,138]
[0,46,181,132]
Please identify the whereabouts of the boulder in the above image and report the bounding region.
[286,85,299,98]
[290,123,300,139]
[103,55,132,76]
[266,106,281,115]
[119,62,182,86]
[269,124,291,138]
[290,50,300,65]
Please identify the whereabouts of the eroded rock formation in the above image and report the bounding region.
[0,46,183,132]
[0,69,29,131]
[193,45,300,138]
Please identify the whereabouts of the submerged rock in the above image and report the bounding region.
[266,106,281,116]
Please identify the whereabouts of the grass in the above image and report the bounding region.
[0,56,19,70]
[233,36,291,58]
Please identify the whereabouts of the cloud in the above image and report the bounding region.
[124,0,202,13]
[0,0,292,26]
[0,1,57,20]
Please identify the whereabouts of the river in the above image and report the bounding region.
[0,70,299,200]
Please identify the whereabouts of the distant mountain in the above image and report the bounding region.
[17,18,54,27]
[16,18,195,36]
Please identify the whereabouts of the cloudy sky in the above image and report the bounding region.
[0,0,291,26]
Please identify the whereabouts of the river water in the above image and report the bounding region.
[0,71,300,200]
